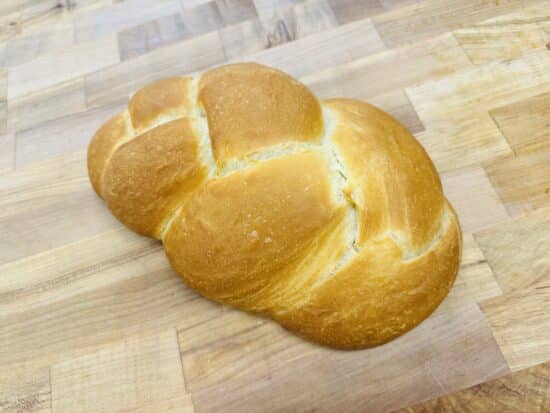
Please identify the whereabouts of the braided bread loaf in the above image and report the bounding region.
[88,63,461,349]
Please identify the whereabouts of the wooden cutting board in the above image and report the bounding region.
[1,1,549,412]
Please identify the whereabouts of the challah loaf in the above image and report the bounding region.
[88,63,461,349]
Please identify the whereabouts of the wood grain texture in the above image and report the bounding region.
[0,151,122,264]
[15,101,125,168]
[239,17,386,78]
[0,69,7,101]
[220,17,266,59]
[7,78,87,133]
[2,24,74,68]
[7,34,120,100]
[0,101,6,135]
[476,209,550,296]
[0,364,50,413]
[302,33,472,101]
[484,146,550,213]
[453,3,550,65]
[490,92,550,155]
[117,13,192,61]
[328,0,384,24]
[51,330,194,413]
[178,1,224,37]
[258,0,337,46]
[452,233,502,304]
[2,0,550,411]
[407,48,550,171]
[0,134,14,174]
[477,209,550,371]
[215,0,258,25]
[188,303,509,413]
[372,0,539,48]
[397,361,550,413]
[368,89,424,134]
[0,232,221,368]
[85,31,225,108]
[441,166,509,232]
[73,0,182,43]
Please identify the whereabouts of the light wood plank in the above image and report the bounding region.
[85,31,225,108]
[484,146,550,214]
[482,283,550,372]
[252,0,300,13]
[62,0,114,14]
[7,78,87,133]
[0,0,22,17]
[178,1,224,37]
[408,46,550,118]
[476,208,550,295]
[441,166,510,232]
[373,0,539,48]
[13,1,69,38]
[453,4,550,65]
[0,364,50,413]
[215,0,257,25]
[0,151,122,264]
[0,228,158,316]
[367,89,424,134]
[285,0,337,36]
[0,45,6,68]
[477,209,550,370]
[328,0,384,25]
[258,0,337,47]
[0,239,221,368]
[220,18,266,60]
[117,13,191,61]
[0,134,14,174]
[179,0,213,7]
[179,311,313,392]
[188,303,508,413]
[0,11,21,43]
[0,101,6,135]
[302,33,472,102]
[406,49,550,172]
[73,0,181,43]
[15,101,125,168]
[0,70,7,101]
[236,17,386,78]
[490,92,550,154]
[399,361,550,412]
[51,330,193,413]
[413,121,510,174]
[2,25,74,68]
[7,34,120,100]
[453,233,502,304]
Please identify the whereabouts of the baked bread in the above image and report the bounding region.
[88,63,462,349]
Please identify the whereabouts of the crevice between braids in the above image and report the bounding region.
[315,106,360,284]
[218,142,322,176]
[159,75,217,240]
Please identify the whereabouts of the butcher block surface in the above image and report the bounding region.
[0,0,549,412]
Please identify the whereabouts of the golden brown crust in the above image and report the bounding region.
[87,63,462,349]
[103,118,207,239]
[87,112,131,198]
[199,63,324,165]
[273,204,461,349]
[326,99,445,251]
[163,151,348,311]
[128,77,194,132]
